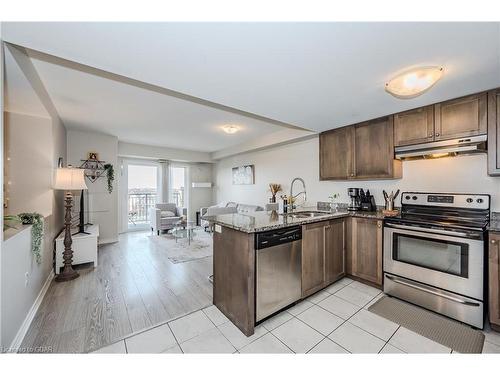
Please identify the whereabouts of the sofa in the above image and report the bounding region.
[150,203,183,235]
[200,202,264,231]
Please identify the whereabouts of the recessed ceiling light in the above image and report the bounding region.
[385,66,444,99]
[222,125,239,134]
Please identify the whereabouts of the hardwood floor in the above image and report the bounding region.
[21,230,213,353]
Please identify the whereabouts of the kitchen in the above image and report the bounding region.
[208,87,500,349]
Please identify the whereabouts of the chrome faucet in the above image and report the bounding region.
[289,177,307,213]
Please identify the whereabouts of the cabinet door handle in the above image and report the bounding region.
[429,133,434,137]
[377,222,382,228]
[491,240,497,244]
[436,132,440,137]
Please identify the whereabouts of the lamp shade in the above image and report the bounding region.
[53,168,88,191]
[385,66,443,99]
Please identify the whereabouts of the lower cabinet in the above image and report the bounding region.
[302,219,345,297]
[489,233,500,331]
[325,219,346,284]
[347,217,383,286]
[302,216,383,298]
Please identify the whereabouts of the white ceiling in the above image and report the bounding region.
[25,52,289,152]
[3,22,500,142]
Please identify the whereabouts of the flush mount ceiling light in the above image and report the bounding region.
[385,66,444,99]
[222,125,239,134]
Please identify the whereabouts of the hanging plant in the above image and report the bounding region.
[18,212,44,264]
[104,164,114,194]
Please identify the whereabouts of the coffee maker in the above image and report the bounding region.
[347,188,361,211]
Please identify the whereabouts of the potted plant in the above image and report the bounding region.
[18,212,44,264]
[328,193,340,212]
[269,183,282,203]
[104,164,114,194]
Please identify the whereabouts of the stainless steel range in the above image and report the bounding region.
[383,192,490,328]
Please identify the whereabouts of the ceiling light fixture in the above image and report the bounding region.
[385,66,444,99]
[222,125,239,134]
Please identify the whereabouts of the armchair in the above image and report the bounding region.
[150,203,183,235]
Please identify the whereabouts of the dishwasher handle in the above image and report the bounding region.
[255,226,302,250]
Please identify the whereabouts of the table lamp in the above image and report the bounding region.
[53,167,88,282]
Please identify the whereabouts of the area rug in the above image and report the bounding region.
[149,228,213,263]
[368,295,484,353]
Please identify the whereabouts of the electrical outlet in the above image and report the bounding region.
[25,272,29,286]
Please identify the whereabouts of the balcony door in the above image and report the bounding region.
[126,162,160,230]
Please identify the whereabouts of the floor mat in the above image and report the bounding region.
[368,295,484,353]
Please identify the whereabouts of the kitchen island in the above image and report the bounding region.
[208,208,384,336]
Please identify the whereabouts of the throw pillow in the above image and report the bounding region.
[161,210,175,218]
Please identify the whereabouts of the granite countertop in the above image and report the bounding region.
[206,207,386,233]
[488,212,500,232]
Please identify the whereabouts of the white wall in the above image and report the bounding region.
[1,43,67,348]
[3,112,53,217]
[67,129,118,243]
[119,141,212,163]
[215,136,500,211]
[188,163,213,221]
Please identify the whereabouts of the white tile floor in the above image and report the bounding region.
[92,277,500,354]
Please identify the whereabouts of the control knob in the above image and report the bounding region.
[466,198,473,203]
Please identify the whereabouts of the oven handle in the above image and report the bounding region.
[385,274,480,307]
[384,222,474,238]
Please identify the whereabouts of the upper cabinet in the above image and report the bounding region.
[394,93,487,147]
[319,126,354,180]
[319,116,402,180]
[488,89,500,176]
[354,117,401,179]
[434,92,487,141]
[320,89,493,181]
[394,106,434,146]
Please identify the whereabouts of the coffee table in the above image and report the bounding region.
[171,221,196,245]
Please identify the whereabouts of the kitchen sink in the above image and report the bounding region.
[287,211,331,219]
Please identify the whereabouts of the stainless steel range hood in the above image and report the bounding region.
[395,135,487,160]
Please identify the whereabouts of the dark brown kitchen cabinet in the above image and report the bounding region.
[319,117,401,180]
[353,117,401,179]
[488,89,500,176]
[324,219,346,284]
[302,219,345,297]
[489,233,500,332]
[393,106,434,146]
[434,92,487,141]
[348,217,383,286]
[319,126,354,180]
[302,222,326,297]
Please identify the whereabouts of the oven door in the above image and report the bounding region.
[383,223,484,300]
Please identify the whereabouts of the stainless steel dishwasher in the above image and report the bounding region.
[256,226,302,321]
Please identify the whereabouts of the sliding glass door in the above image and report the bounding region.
[127,163,159,230]
[118,159,189,232]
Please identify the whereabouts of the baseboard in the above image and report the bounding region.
[9,270,54,351]
[98,237,119,245]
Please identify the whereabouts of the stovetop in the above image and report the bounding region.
[386,192,491,232]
